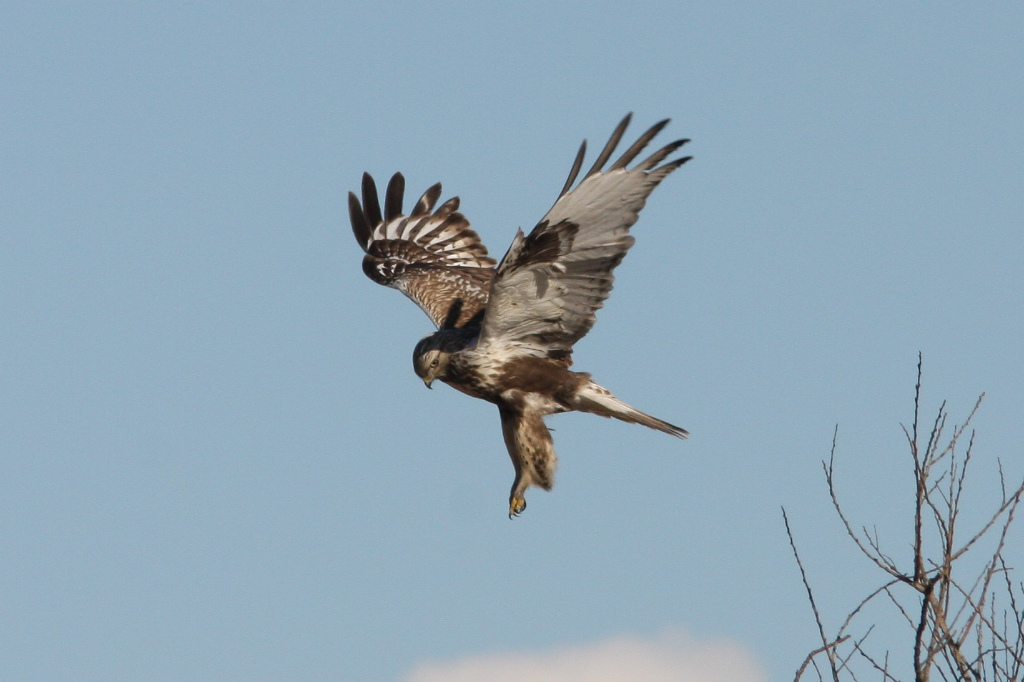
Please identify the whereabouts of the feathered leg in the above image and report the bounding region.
[498,406,557,517]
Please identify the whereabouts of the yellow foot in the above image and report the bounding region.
[508,496,526,518]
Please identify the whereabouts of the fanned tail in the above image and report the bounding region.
[574,381,688,439]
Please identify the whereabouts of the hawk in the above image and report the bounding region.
[349,114,690,517]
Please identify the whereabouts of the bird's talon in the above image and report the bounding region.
[508,497,526,518]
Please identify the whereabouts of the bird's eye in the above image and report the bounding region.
[430,359,439,368]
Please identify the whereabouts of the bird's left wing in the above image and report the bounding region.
[350,173,496,330]
[477,115,690,359]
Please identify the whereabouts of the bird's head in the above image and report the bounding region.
[412,334,453,389]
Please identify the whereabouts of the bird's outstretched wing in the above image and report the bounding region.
[477,114,690,358]
[350,172,496,329]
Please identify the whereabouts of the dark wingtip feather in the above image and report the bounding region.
[609,118,670,171]
[638,138,691,170]
[435,196,461,216]
[584,113,632,179]
[384,173,405,223]
[348,192,371,249]
[559,140,587,198]
[361,173,382,227]
[651,155,693,182]
[412,182,443,217]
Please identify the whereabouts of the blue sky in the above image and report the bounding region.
[2,3,1022,681]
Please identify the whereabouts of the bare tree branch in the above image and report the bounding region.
[796,638,852,682]
[785,506,842,682]
[788,358,1023,682]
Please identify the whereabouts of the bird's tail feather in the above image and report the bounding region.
[574,381,688,439]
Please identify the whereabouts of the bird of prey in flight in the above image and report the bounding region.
[349,114,689,517]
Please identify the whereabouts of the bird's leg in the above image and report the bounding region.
[508,494,526,518]
[508,469,528,518]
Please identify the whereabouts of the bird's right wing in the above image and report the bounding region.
[477,115,690,359]
[349,173,496,330]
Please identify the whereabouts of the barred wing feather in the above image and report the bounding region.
[478,114,690,357]
[349,172,496,329]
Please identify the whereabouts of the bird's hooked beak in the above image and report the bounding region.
[423,378,434,389]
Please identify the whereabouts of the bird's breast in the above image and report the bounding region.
[446,352,582,413]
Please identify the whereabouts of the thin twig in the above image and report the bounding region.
[795,637,852,682]
[784,507,842,682]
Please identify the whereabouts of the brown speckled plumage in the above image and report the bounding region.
[350,114,691,517]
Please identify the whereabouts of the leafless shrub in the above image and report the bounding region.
[786,356,1024,682]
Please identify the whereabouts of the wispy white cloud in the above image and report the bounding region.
[402,630,766,682]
